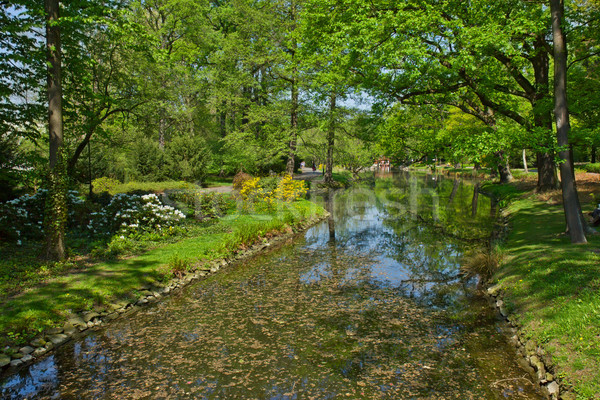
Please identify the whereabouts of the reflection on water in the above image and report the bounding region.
[1,173,542,399]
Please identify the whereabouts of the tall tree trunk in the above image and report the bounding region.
[522,149,528,173]
[591,145,596,164]
[43,0,67,261]
[551,0,587,243]
[285,2,299,176]
[286,75,298,175]
[532,35,558,192]
[326,189,335,241]
[158,114,166,149]
[219,101,227,138]
[324,93,336,185]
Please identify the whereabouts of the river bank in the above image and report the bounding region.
[0,199,328,374]
[483,175,600,399]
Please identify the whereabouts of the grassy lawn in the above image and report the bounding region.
[0,199,326,347]
[487,183,600,398]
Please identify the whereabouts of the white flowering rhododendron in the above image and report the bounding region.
[89,193,186,236]
[0,189,86,243]
[1,191,186,244]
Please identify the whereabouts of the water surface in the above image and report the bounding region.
[1,173,542,399]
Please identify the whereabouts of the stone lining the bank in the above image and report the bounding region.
[487,284,577,400]
[0,214,327,373]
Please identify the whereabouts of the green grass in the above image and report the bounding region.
[480,181,529,207]
[0,199,326,347]
[493,197,600,398]
[203,175,234,187]
[332,172,351,186]
[583,163,600,174]
[93,180,197,195]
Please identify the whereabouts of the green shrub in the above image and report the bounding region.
[583,163,600,173]
[164,135,212,183]
[129,138,165,182]
[168,190,235,220]
[92,177,121,194]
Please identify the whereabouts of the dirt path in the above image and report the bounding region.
[294,167,324,181]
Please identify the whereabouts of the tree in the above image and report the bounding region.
[311,0,559,191]
[43,0,67,260]
[551,0,587,243]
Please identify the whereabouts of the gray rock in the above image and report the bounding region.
[498,305,509,317]
[67,316,86,328]
[83,312,100,323]
[11,352,23,359]
[525,340,537,355]
[19,346,34,355]
[10,359,23,368]
[30,338,46,348]
[487,284,502,296]
[0,354,10,368]
[47,334,68,346]
[546,381,559,395]
[33,348,47,357]
[46,327,63,335]
[21,354,33,363]
[63,322,77,336]
[106,312,119,321]
[87,321,94,328]
[44,342,54,351]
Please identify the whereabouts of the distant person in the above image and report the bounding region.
[312,163,316,172]
[300,161,305,169]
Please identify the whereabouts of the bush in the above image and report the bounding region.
[168,190,234,220]
[164,135,212,183]
[89,193,186,237]
[0,189,87,243]
[583,163,600,173]
[128,138,165,182]
[237,174,307,212]
[92,177,121,194]
[233,171,252,191]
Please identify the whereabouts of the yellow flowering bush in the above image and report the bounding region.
[272,174,307,202]
[238,174,307,212]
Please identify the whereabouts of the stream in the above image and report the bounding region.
[1,173,543,399]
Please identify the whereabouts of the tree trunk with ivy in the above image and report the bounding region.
[43,0,67,261]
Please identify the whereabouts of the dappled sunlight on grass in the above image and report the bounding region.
[493,197,600,397]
